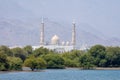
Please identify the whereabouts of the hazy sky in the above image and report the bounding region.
[2,0,120,38]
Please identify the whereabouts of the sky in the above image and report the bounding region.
[2,0,120,38]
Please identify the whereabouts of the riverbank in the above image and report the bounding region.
[0,67,120,73]
[95,67,120,70]
[66,67,120,70]
[0,70,46,74]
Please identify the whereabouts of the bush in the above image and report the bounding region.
[0,51,9,71]
[24,57,46,71]
[79,54,95,69]
[43,54,65,69]
[7,57,23,70]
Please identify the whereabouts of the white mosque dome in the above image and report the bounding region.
[51,35,60,45]
[66,41,70,46]
[61,41,65,46]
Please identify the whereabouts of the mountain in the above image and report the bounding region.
[0,18,120,47]
[0,0,120,47]
[0,0,34,19]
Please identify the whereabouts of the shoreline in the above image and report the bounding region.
[0,67,120,73]
[95,67,120,70]
[66,67,120,70]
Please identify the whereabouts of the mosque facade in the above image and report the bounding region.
[32,20,76,53]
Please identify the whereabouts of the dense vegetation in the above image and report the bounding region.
[0,45,120,71]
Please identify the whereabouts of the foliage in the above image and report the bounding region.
[64,58,79,67]
[35,58,47,69]
[0,45,12,56]
[7,57,23,70]
[33,47,52,57]
[106,47,120,67]
[0,51,9,71]
[24,57,46,71]
[62,50,82,60]
[43,54,65,69]
[0,45,120,71]
[88,45,106,67]
[79,54,95,69]
[11,47,27,61]
[23,45,33,56]
[62,50,82,67]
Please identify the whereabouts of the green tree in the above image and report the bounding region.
[24,57,46,71]
[89,45,106,66]
[36,58,47,69]
[43,54,65,69]
[62,50,82,60]
[33,47,51,57]
[7,57,23,70]
[99,59,107,67]
[106,47,120,67]
[0,45,12,56]
[24,57,36,71]
[23,45,33,56]
[79,54,95,69]
[64,58,79,67]
[62,50,82,67]
[11,47,27,61]
[0,51,9,71]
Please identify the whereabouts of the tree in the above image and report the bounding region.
[24,57,46,71]
[33,47,51,57]
[62,50,82,60]
[23,45,33,56]
[24,57,36,71]
[0,45,12,56]
[79,54,95,69]
[88,45,106,66]
[7,57,23,70]
[62,50,83,67]
[64,58,79,67]
[99,59,107,67]
[0,51,9,71]
[89,45,106,58]
[11,47,27,61]
[43,54,65,69]
[36,58,47,69]
[106,47,120,67]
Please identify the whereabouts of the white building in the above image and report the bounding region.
[9,19,89,52]
[32,19,76,53]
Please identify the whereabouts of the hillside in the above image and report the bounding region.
[0,18,120,47]
[0,0,120,47]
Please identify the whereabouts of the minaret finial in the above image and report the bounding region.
[41,17,44,23]
[72,19,75,24]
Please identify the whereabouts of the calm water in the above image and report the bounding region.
[0,69,120,80]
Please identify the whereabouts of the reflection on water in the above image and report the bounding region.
[0,69,120,80]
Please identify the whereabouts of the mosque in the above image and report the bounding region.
[32,20,76,53]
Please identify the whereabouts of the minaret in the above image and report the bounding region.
[71,20,76,47]
[40,18,44,45]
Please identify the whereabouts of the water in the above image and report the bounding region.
[0,69,120,80]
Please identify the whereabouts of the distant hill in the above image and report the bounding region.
[0,0,34,19]
[0,18,120,47]
[0,0,120,47]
